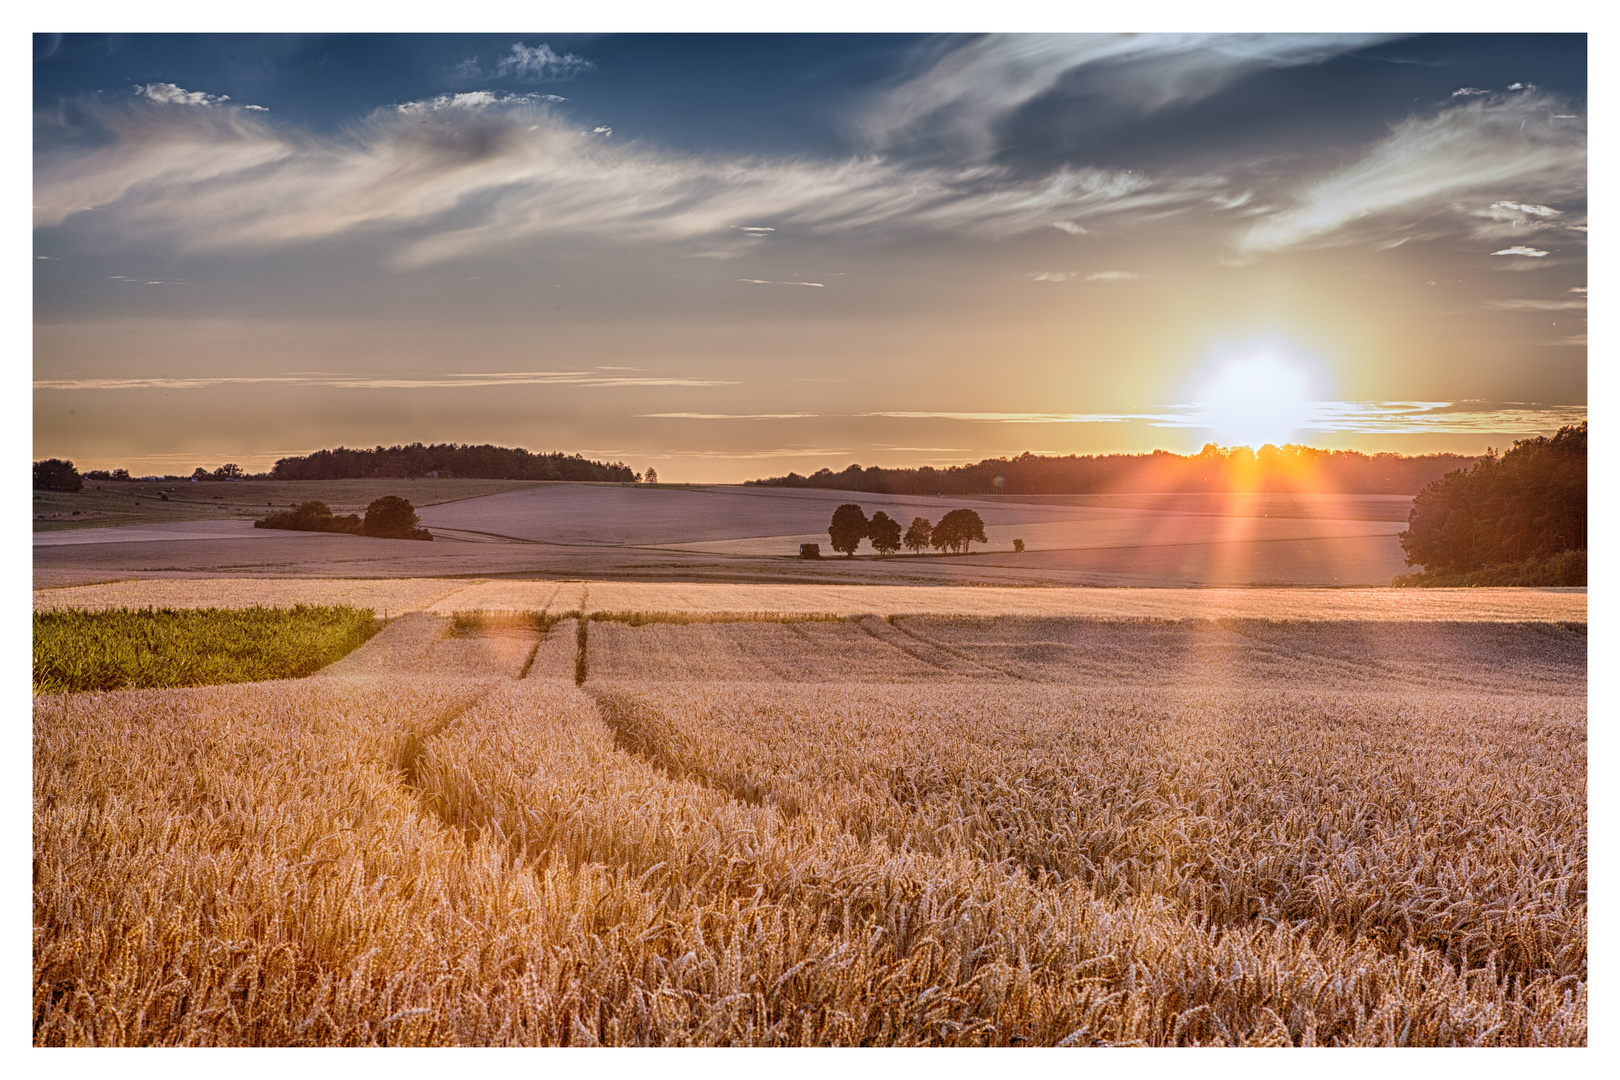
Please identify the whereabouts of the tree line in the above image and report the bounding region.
[38,444,643,487]
[826,503,989,557]
[1398,422,1585,585]
[269,443,637,482]
[752,444,1476,496]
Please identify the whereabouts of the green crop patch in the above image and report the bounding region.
[33,604,379,694]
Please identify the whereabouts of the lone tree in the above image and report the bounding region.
[644,467,659,484]
[868,511,902,557]
[33,458,82,492]
[828,502,869,557]
[932,508,988,554]
[903,517,932,555]
[363,495,423,539]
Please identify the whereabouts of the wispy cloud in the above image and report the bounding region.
[865,411,1147,423]
[649,447,855,460]
[1492,245,1550,257]
[34,94,1225,265]
[1490,200,1561,218]
[1026,271,1077,282]
[1084,270,1142,282]
[395,91,565,114]
[1236,89,1585,257]
[739,279,824,287]
[492,42,595,83]
[863,402,1587,436]
[639,412,818,419]
[34,371,736,392]
[858,33,1395,158]
[1481,297,1585,311]
[135,83,230,107]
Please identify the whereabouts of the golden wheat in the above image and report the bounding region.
[36,579,1588,623]
[33,599,1585,1045]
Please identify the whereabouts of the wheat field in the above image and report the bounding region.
[33,585,1586,1045]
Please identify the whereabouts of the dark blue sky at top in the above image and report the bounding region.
[34,32,1586,171]
[32,31,1590,473]
[32,33,924,156]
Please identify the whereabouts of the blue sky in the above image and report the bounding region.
[33,31,1587,480]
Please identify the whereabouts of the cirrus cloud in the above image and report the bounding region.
[1236,89,1585,257]
[34,92,1228,266]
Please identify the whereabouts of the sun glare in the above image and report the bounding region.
[1200,355,1313,449]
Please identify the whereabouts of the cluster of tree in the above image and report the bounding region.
[255,496,433,541]
[269,443,636,482]
[34,459,83,492]
[752,444,1476,496]
[1398,422,1585,581]
[828,503,988,557]
[80,464,257,482]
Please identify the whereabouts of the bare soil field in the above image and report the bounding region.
[34,483,1418,587]
[34,596,1586,1045]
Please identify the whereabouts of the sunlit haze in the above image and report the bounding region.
[1197,355,1314,449]
[33,32,1586,481]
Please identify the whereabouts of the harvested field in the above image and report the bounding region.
[32,576,463,615]
[33,584,1586,1046]
[35,578,1589,624]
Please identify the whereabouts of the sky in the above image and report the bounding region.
[32,31,1588,482]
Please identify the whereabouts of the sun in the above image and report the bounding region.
[1199,355,1313,449]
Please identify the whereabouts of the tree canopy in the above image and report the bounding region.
[903,517,932,555]
[363,496,426,539]
[868,511,902,556]
[1399,422,1585,577]
[828,503,869,557]
[270,442,635,482]
[34,459,82,492]
[932,508,988,554]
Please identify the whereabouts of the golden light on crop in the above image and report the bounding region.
[1199,355,1313,450]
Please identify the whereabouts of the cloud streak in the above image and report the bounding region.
[640,412,818,419]
[859,33,1396,158]
[33,90,1231,266]
[1237,89,1585,256]
[34,371,736,392]
[864,402,1587,436]
[492,42,594,83]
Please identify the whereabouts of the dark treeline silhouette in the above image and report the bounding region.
[751,444,1476,496]
[34,458,83,492]
[1398,422,1585,583]
[270,443,636,482]
[256,497,433,541]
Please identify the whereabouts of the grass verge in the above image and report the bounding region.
[33,604,379,694]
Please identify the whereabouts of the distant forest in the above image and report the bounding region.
[270,443,637,483]
[748,444,1478,496]
[1398,422,1585,584]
